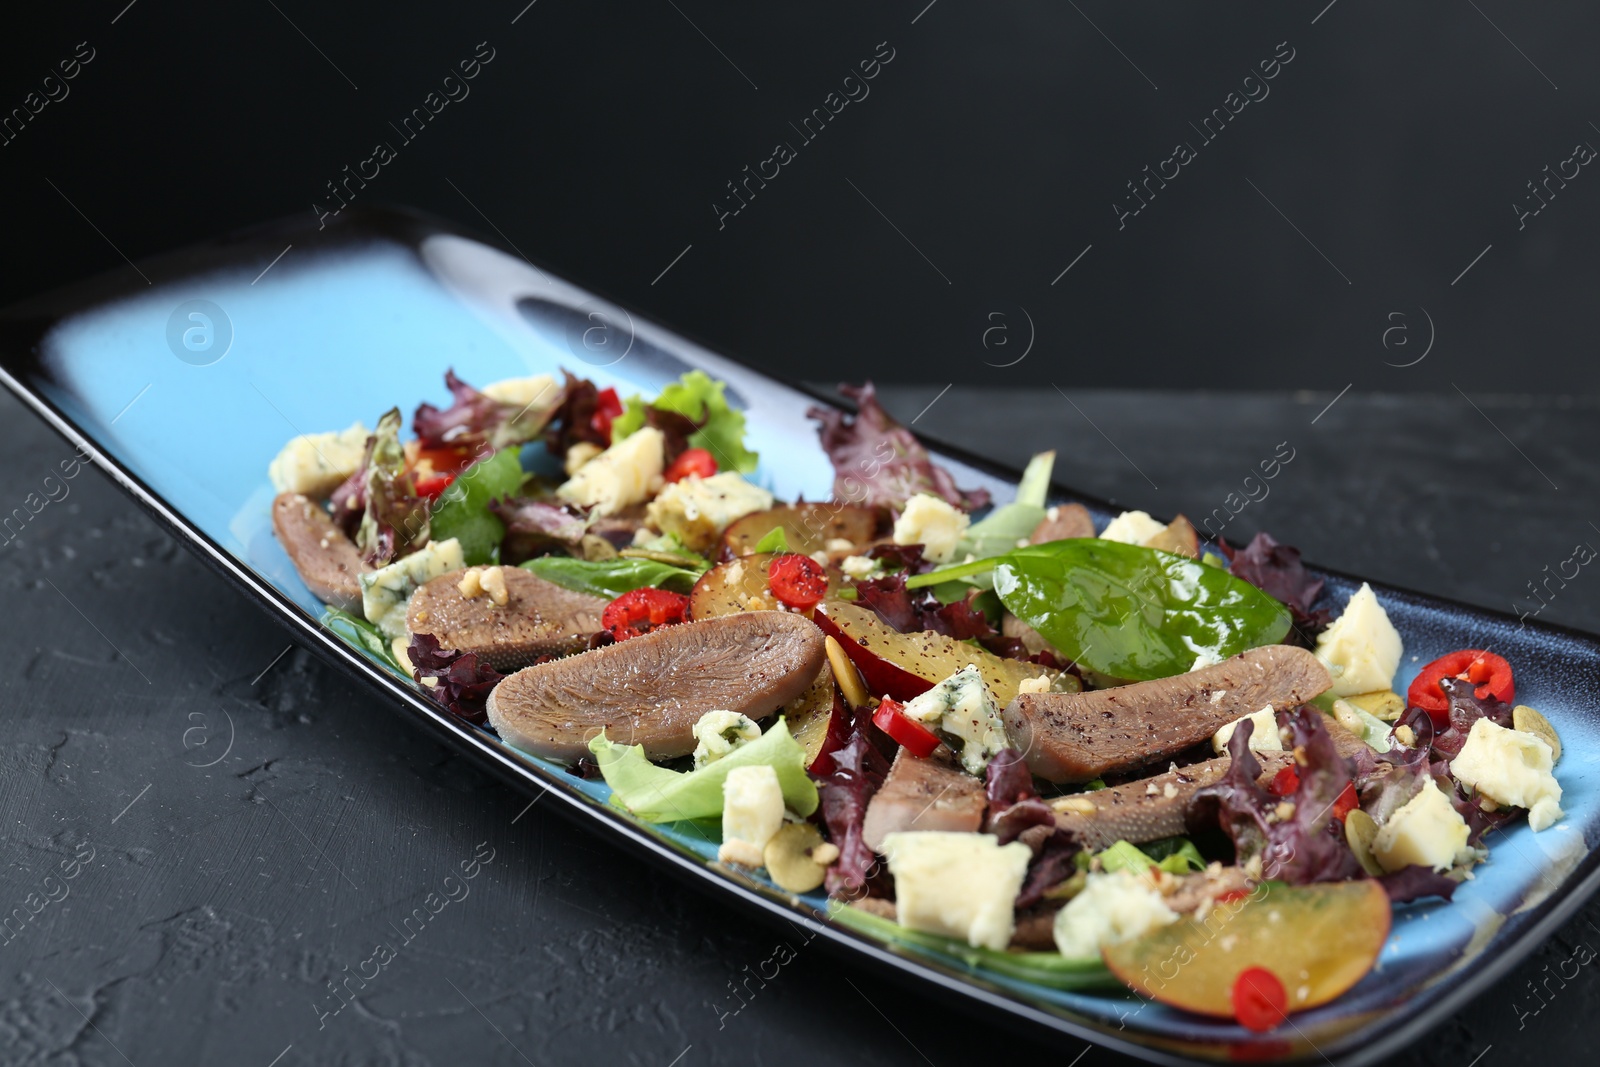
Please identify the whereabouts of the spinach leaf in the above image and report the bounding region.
[915,539,1290,680]
[996,540,1290,680]
[427,448,525,565]
[521,556,701,599]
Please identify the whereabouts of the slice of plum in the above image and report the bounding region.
[813,600,1053,706]
[1101,880,1391,1022]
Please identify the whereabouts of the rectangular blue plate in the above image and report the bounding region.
[3,207,1596,1066]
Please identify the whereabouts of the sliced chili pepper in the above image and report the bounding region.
[410,444,475,499]
[871,697,941,758]
[600,588,689,641]
[664,447,717,483]
[1215,887,1253,905]
[768,553,828,611]
[417,444,476,473]
[1407,649,1514,725]
[414,471,457,499]
[1232,967,1288,1033]
[1268,765,1300,797]
[1331,781,1359,824]
[589,387,624,444]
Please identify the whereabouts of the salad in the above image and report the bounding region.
[268,367,1566,1033]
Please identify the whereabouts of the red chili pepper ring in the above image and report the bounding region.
[1407,649,1514,725]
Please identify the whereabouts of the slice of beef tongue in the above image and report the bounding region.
[1051,754,1291,850]
[485,611,826,761]
[1002,644,1331,783]
[407,566,607,670]
[1051,713,1369,850]
[860,748,986,852]
[271,492,371,612]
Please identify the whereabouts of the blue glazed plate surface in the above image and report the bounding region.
[2,209,1595,1066]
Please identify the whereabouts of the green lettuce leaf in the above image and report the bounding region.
[613,370,758,473]
[1099,837,1206,875]
[427,447,525,565]
[521,556,703,599]
[827,901,1117,987]
[589,717,817,822]
[954,449,1055,564]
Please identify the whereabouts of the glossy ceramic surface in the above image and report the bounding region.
[2,208,1595,1065]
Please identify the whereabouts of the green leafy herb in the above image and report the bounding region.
[521,556,701,599]
[588,717,817,822]
[911,539,1290,680]
[612,370,758,473]
[321,606,403,673]
[427,448,525,565]
[753,526,789,553]
[828,900,1118,987]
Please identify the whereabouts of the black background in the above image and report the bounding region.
[2,1,1596,392]
[5,3,1600,1066]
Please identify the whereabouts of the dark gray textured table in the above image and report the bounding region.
[2,382,1595,1067]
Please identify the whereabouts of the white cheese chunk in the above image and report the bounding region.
[692,710,761,770]
[267,422,370,497]
[717,764,786,868]
[358,538,465,639]
[881,831,1032,951]
[1053,869,1178,959]
[1315,582,1403,697]
[564,441,603,476]
[840,555,880,580]
[1371,779,1470,873]
[1212,707,1283,754]
[901,665,1009,775]
[892,494,970,564]
[556,427,665,516]
[1099,510,1167,546]
[1450,718,1564,831]
[645,471,774,554]
[481,374,559,409]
